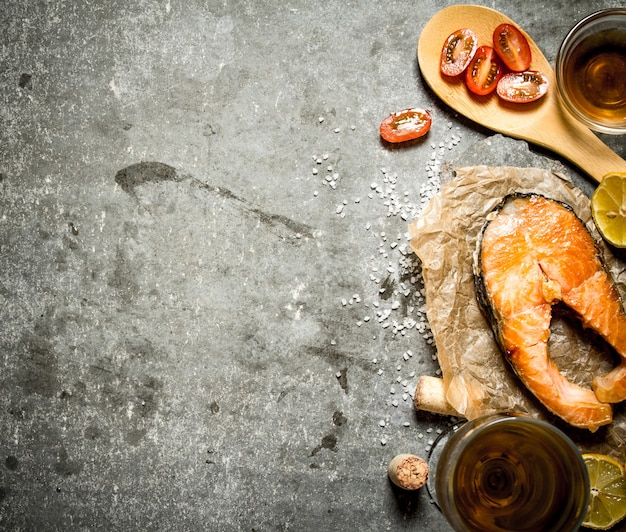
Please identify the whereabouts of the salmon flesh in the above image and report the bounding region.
[475,193,626,431]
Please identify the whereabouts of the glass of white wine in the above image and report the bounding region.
[428,413,589,532]
[555,8,626,134]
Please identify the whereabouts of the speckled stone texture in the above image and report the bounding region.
[0,1,623,530]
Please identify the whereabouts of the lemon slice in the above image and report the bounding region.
[591,172,626,248]
[582,453,626,530]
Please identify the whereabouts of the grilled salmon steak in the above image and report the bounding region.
[475,193,626,431]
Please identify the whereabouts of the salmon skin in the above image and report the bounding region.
[474,193,626,431]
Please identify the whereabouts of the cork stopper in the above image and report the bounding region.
[388,454,429,490]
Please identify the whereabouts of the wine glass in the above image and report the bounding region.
[427,413,589,532]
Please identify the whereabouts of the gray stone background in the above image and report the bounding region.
[1,1,624,530]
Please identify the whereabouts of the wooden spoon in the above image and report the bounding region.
[417,5,626,183]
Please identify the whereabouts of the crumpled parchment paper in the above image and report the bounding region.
[409,165,626,457]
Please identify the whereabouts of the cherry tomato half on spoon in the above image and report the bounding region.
[379,108,432,143]
[497,71,549,103]
[493,23,532,72]
[440,28,478,76]
[465,46,503,96]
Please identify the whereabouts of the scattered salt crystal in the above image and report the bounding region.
[379,420,386,427]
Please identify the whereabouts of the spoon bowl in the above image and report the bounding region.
[417,5,626,183]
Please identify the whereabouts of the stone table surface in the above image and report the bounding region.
[1,1,624,530]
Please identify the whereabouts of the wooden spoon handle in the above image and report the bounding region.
[525,104,626,183]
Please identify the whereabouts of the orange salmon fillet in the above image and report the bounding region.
[477,193,626,431]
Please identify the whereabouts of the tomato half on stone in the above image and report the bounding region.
[379,108,432,143]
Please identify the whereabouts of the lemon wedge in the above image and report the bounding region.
[582,453,626,530]
[591,172,626,248]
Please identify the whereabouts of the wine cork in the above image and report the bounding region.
[413,375,461,417]
[387,454,429,490]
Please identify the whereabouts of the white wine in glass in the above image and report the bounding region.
[432,414,589,532]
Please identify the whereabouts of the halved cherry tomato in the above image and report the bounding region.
[493,23,532,72]
[440,28,478,76]
[465,46,503,96]
[497,71,549,103]
[379,108,432,143]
